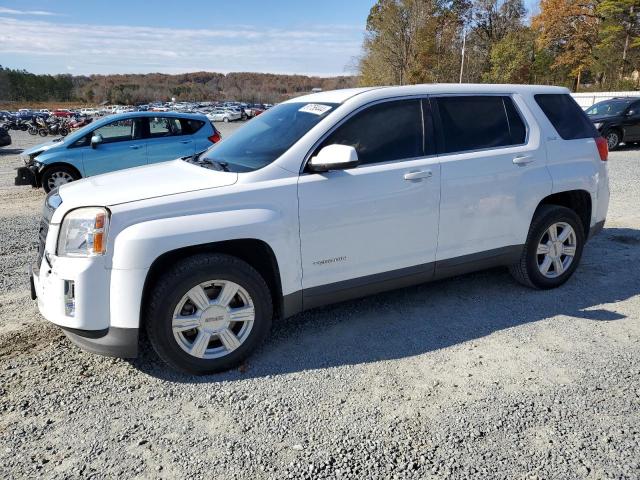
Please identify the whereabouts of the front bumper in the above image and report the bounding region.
[31,246,139,358]
[15,165,39,187]
[61,326,138,358]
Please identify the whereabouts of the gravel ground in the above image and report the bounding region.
[0,130,639,479]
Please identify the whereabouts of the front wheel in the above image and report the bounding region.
[59,127,69,137]
[28,126,38,135]
[145,254,273,374]
[38,128,48,137]
[510,205,585,289]
[41,165,79,193]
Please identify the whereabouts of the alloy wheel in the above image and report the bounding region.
[606,132,619,149]
[172,280,255,359]
[536,222,577,278]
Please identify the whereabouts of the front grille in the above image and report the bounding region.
[37,217,49,268]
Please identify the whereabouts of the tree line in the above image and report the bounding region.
[358,0,640,91]
[0,67,356,105]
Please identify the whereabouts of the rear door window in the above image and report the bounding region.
[434,96,526,154]
[317,99,424,165]
[534,94,597,140]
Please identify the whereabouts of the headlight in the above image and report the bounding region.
[57,207,109,257]
[593,122,603,129]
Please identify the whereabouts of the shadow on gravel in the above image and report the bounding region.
[130,227,640,383]
[0,148,23,156]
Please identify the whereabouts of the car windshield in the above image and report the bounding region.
[586,100,632,116]
[197,102,338,172]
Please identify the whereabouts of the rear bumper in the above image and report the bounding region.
[15,166,39,187]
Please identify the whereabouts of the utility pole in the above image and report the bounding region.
[459,28,466,83]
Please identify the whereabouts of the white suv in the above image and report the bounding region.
[30,84,610,374]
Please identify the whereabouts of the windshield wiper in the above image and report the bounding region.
[201,159,230,171]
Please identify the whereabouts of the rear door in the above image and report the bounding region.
[82,117,147,176]
[433,95,551,267]
[146,116,196,164]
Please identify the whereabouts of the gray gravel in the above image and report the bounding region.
[1,131,639,479]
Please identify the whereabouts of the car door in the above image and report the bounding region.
[146,117,196,164]
[432,94,551,269]
[82,117,147,176]
[622,101,640,141]
[297,98,441,307]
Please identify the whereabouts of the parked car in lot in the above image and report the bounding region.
[0,126,11,147]
[29,84,609,374]
[53,109,74,118]
[15,112,220,192]
[586,96,640,150]
[79,108,99,116]
[206,109,241,122]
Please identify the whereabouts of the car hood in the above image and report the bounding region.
[22,139,64,158]
[56,159,238,213]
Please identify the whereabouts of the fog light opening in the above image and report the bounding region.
[64,280,75,317]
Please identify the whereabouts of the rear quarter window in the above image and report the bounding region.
[180,119,205,135]
[534,94,597,140]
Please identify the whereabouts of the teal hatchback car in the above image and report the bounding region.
[15,112,221,192]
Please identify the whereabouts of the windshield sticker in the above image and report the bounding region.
[299,104,332,115]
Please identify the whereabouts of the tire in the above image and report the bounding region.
[41,165,79,193]
[604,129,621,150]
[28,127,38,136]
[59,127,69,137]
[509,205,585,289]
[38,128,48,137]
[145,254,273,375]
[223,117,229,123]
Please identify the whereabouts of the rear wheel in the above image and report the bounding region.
[223,117,230,123]
[605,129,621,150]
[41,165,79,193]
[510,205,585,289]
[27,126,38,136]
[145,254,273,374]
[38,128,48,137]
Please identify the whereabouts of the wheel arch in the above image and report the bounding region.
[535,189,592,238]
[141,239,285,325]
[39,162,82,188]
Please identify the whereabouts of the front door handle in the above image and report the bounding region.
[404,170,433,181]
[513,155,534,165]
[129,145,141,150]
[180,140,192,144]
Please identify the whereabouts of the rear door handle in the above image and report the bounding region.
[180,140,192,144]
[513,155,534,165]
[129,145,141,149]
[404,170,433,181]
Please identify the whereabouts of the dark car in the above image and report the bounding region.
[586,97,640,150]
[0,126,11,147]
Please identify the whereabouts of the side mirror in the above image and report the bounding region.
[627,109,636,116]
[307,144,359,173]
[90,134,103,148]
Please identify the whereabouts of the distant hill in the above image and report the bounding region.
[0,67,358,105]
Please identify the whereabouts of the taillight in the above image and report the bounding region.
[208,132,221,143]
[595,136,608,161]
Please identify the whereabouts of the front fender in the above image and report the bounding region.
[111,208,282,270]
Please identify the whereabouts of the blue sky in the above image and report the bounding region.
[0,0,540,77]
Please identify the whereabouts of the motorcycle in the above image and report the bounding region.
[35,117,70,137]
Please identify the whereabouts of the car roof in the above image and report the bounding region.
[286,84,570,105]
[97,111,207,122]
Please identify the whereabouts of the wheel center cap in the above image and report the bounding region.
[201,306,229,332]
[550,241,563,258]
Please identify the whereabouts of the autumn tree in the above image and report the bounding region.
[532,0,600,91]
